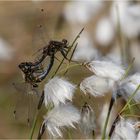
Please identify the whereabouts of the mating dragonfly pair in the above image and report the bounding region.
[19,39,69,87]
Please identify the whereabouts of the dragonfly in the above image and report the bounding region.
[18,38,69,88]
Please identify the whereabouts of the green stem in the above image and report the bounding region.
[126,103,140,109]
[122,114,140,118]
[119,84,140,114]
[102,98,114,140]
[128,103,134,115]
[67,128,72,139]
[29,110,39,140]
[37,104,52,139]
[121,57,135,80]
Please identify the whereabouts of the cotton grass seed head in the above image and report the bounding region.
[80,75,114,97]
[118,73,140,102]
[111,1,140,39]
[134,122,140,132]
[0,38,14,60]
[64,0,104,25]
[85,60,125,81]
[44,76,76,107]
[43,103,80,138]
[111,118,137,140]
[137,131,140,140]
[80,102,96,136]
[134,122,140,140]
[95,17,115,47]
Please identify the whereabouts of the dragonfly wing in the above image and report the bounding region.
[13,83,29,124]
[27,89,40,126]
[13,82,39,126]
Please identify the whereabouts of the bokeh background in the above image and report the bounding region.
[0,0,140,139]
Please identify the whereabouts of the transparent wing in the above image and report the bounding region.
[13,82,40,126]
[31,8,50,56]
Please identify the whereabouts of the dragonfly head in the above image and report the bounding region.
[62,39,69,49]
[18,62,30,73]
[62,39,68,45]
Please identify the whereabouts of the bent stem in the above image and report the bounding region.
[102,97,114,140]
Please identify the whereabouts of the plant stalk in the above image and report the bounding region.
[102,97,114,140]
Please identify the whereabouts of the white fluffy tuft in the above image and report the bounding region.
[64,1,104,25]
[111,2,140,39]
[95,17,115,46]
[85,60,125,81]
[111,118,137,140]
[44,103,80,138]
[80,75,114,97]
[118,73,140,102]
[137,131,140,140]
[80,103,96,136]
[44,76,76,107]
[0,38,14,60]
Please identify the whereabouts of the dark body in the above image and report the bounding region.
[18,39,68,87]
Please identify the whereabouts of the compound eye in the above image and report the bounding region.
[19,62,25,68]
[62,39,67,44]
[18,64,23,69]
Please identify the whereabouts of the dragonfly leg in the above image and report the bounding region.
[54,56,67,64]
[60,49,69,60]
[54,56,61,62]
[60,49,80,63]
